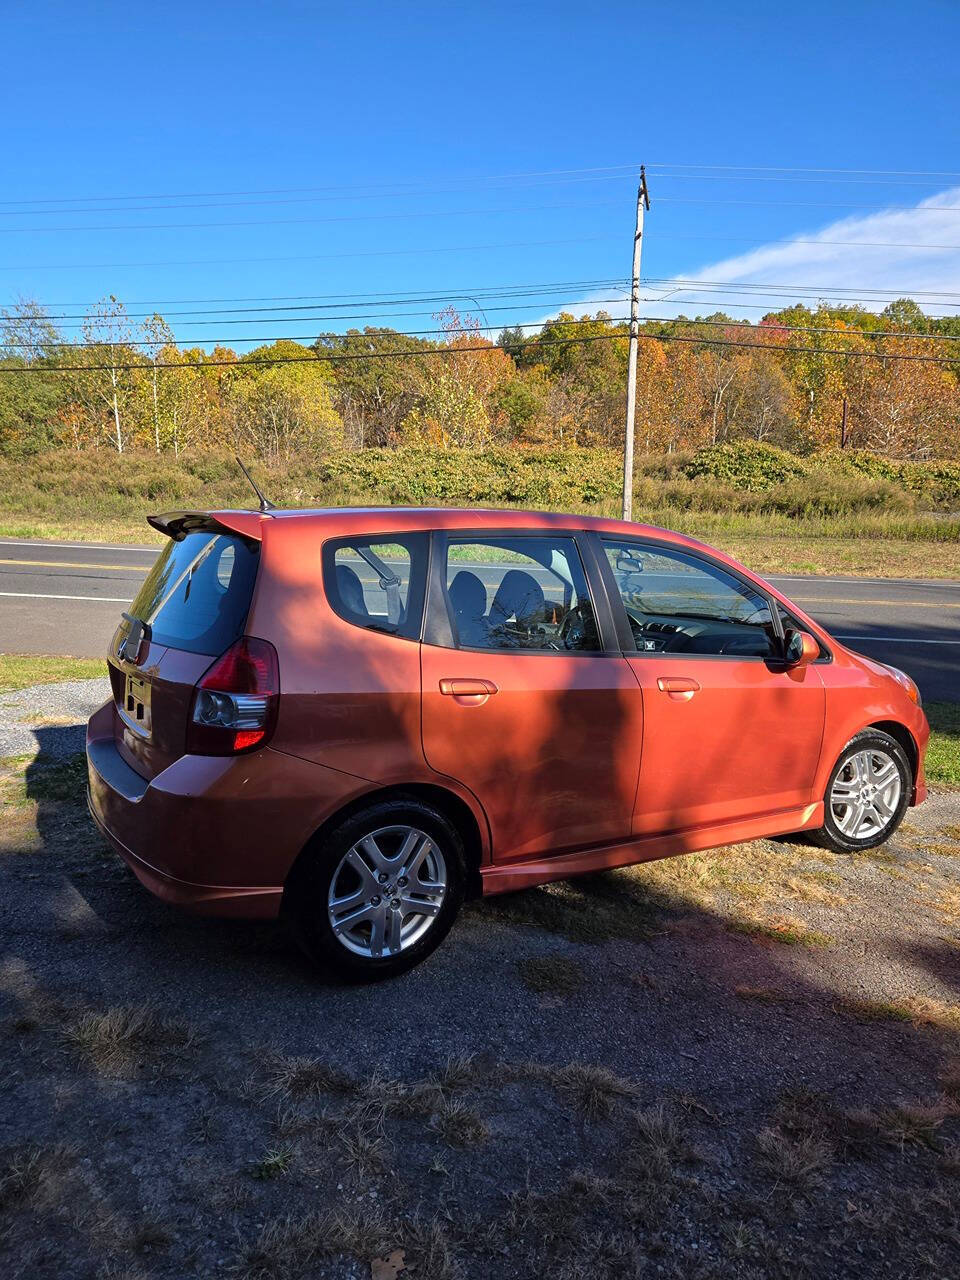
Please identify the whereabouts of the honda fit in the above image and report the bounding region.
[87,506,929,979]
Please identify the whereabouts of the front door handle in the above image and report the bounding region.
[657,676,700,701]
[439,678,499,705]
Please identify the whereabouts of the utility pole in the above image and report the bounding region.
[840,395,848,449]
[622,166,650,521]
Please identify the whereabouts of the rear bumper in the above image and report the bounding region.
[87,789,281,918]
[86,699,361,919]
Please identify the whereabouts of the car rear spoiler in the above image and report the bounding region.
[147,510,266,543]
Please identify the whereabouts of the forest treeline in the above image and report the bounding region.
[1,295,959,462]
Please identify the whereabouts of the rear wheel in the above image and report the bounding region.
[282,799,465,980]
[808,730,911,853]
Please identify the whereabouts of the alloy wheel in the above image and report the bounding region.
[327,825,448,959]
[829,747,902,841]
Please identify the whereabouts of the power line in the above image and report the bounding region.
[2,302,634,347]
[4,326,960,374]
[0,235,609,273]
[646,163,960,178]
[657,233,960,251]
[642,293,960,314]
[647,171,960,188]
[11,310,960,352]
[0,197,628,235]
[13,279,631,322]
[0,174,645,219]
[642,277,960,300]
[5,161,958,210]
[657,196,960,213]
[0,163,646,208]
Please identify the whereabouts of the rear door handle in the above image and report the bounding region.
[657,676,700,701]
[439,678,498,699]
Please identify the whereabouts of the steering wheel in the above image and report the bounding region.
[558,605,591,650]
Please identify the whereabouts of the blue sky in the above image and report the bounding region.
[2,1,959,345]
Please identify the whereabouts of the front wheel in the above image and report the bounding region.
[808,730,911,853]
[282,799,465,981]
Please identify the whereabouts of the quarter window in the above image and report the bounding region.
[441,535,600,652]
[603,539,779,659]
[323,535,427,639]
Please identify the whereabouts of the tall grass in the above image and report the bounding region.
[0,446,957,554]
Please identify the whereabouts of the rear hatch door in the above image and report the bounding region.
[108,518,262,780]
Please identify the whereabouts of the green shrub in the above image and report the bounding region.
[681,442,809,491]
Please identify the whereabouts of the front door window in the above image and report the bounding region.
[603,541,779,659]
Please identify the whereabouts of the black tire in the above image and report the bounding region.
[281,798,465,981]
[808,729,911,854]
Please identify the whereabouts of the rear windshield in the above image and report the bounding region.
[129,531,259,655]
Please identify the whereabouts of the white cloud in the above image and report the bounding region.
[542,186,960,325]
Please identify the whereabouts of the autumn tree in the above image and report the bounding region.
[400,309,513,448]
[851,337,960,458]
[318,328,436,446]
[0,301,65,455]
[71,297,141,453]
[228,341,343,462]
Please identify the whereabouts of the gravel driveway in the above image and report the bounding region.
[0,682,958,1279]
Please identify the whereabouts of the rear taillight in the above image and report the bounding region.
[186,636,280,755]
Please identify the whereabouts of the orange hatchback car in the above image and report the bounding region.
[87,506,928,979]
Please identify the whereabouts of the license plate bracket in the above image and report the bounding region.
[120,672,152,738]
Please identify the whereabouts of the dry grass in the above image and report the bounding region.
[240,1206,460,1280]
[329,1100,391,1180]
[626,1104,696,1179]
[726,913,833,947]
[260,1055,358,1102]
[835,995,960,1034]
[427,1098,488,1148]
[0,1143,73,1210]
[784,872,846,906]
[756,1126,834,1187]
[734,985,794,1005]
[60,1005,198,1077]
[844,1100,958,1151]
[517,954,584,996]
[940,1059,960,1101]
[834,997,916,1024]
[537,1062,641,1119]
[921,883,960,924]
[924,842,960,859]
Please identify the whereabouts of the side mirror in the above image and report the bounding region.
[784,628,819,667]
[616,550,644,574]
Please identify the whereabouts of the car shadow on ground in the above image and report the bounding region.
[2,723,959,1278]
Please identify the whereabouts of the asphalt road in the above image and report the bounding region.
[0,536,957,701]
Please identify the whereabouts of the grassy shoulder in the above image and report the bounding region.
[1,518,957,578]
[927,702,960,788]
[1,445,959,578]
[0,655,106,692]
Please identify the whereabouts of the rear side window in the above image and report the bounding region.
[440,535,601,652]
[322,534,428,639]
[128,531,259,656]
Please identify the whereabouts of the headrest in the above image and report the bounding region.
[449,570,487,619]
[490,569,545,627]
[335,563,368,617]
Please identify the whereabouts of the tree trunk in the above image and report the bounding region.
[152,364,160,452]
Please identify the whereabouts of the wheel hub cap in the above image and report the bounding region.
[829,748,901,841]
[327,825,448,960]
